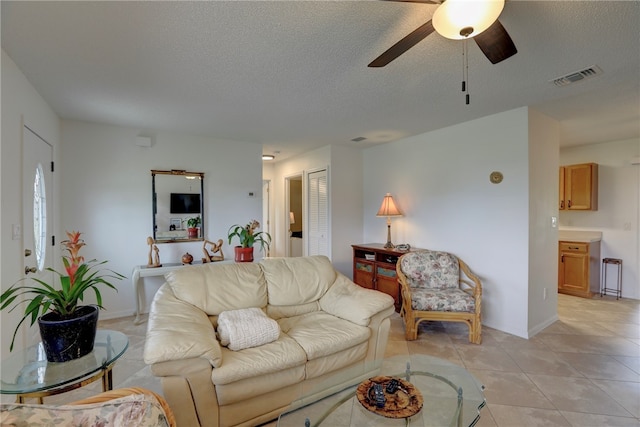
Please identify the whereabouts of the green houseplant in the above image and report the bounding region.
[227,220,271,262]
[185,217,201,238]
[0,231,123,361]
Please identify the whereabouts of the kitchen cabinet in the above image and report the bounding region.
[352,243,420,312]
[558,240,601,298]
[559,163,598,211]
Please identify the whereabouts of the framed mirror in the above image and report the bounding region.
[152,170,204,243]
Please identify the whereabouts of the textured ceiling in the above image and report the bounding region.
[2,1,639,161]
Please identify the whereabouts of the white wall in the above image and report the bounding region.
[1,50,61,360]
[60,120,263,319]
[559,138,640,299]
[329,145,364,275]
[527,109,560,336]
[363,107,541,338]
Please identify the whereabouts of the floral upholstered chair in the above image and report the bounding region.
[396,250,482,344]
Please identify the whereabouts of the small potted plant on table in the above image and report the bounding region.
[186,217,201,238]
[228,220,271,262]
[0,231,123,362]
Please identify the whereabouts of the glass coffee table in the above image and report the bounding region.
[1,330,128,403]
[278,355,485,427]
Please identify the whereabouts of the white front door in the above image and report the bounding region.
[22,125,54,344]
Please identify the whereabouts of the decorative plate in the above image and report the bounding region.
[356,376,424,418]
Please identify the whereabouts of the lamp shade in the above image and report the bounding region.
[376,193,402,217]
[432,0,504,40]
[289,212,295,224]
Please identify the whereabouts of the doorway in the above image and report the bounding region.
[22,125,54,345]
[286,175,303,257]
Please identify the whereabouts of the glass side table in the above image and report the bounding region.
[1,329,128,403]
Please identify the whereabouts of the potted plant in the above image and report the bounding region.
[185,217,201,238]
[0,231,124,362]
[227,220,271,262]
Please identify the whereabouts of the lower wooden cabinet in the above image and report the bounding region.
[558,241,601,298]
[352,243,420,312]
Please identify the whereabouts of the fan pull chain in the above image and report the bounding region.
[462,39,470,105]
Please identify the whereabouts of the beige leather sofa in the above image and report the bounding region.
[143,256,395,427]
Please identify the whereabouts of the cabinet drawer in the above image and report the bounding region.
[377,265,397,278]
[559,242,588,253]
[355,261,373,273]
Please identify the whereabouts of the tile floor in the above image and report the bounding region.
[13,294,640,426]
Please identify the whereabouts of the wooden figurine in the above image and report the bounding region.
[202,239,224,263]
[146,236,162,268]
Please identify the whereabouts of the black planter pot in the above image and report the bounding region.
[38,305,99,362]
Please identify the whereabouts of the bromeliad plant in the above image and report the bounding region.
[0,231,124,351]
[227,220,271,251]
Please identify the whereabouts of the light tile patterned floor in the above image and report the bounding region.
[10,294,640,426]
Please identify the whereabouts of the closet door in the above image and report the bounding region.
[307,169,329,257]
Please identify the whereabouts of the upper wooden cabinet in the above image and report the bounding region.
[559,163,598,211]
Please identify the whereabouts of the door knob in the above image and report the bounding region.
[25,266,37,274]
[25,249,32,257]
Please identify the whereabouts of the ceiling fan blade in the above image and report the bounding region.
[368,20,435,67]
[473,20,517,64]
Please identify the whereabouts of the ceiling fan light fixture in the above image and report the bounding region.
[432,0,505,40]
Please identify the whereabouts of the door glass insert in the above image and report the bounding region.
[33,163,47,271]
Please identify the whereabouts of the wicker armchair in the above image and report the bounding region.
[0,387,176,427]
[396,250,482,344]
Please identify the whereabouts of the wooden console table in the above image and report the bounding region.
[132,260,233,324]
[352,244,422,312]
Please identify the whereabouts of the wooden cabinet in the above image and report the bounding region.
[558,240,601,298]
[352,244,419,312]
[559,163,598,211]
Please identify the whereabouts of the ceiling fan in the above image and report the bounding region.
[369,0,517,67]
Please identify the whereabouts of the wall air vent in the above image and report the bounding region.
[351,136,367,142]
[550,65,603,87]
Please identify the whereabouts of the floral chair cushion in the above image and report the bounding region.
[410,288,475,312]
[400,251,460,290]
[0,393,170,427]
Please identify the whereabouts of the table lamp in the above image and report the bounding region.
[376,193,403,249]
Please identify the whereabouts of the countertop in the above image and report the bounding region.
[558,229,602,243]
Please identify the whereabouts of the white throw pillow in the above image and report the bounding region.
[217,308,280,351]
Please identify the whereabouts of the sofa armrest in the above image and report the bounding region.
[149,358,219,427]
[144,283,222,367]
[319,273,394,326]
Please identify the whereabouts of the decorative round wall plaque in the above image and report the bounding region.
[489,171,503,184]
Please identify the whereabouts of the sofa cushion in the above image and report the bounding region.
[165,262,267,314]
[217,307,280,351]
[261,256,336,306]
[278,311,370,360]
[266,301,319,320]
[211,333,307,385]
[144,284,222,368]
[214,365,305,406]
[319,273,395,326]
[305,342,369,379]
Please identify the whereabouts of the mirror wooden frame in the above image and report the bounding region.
[152,169,205,243]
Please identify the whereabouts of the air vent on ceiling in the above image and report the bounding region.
[351,136,367,142]
[550,65,603,87]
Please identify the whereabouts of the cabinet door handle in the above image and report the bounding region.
[561,255,564,263]
[568,246,580,250]
[568,200,572,208]
[560,200,564,209]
